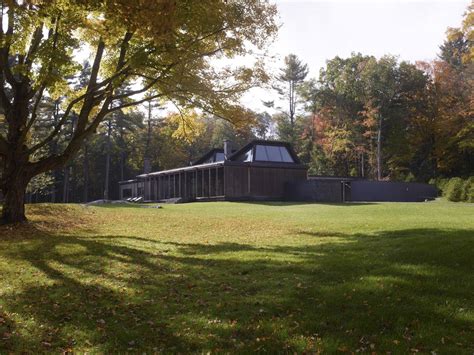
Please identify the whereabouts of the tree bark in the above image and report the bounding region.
[83,143,89,203]
[63,166,69,203]
[1,175,29,224]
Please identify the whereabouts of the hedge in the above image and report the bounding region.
[433,177,474,202]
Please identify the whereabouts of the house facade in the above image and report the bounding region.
[119,139,438,203]
[119,140,308,202]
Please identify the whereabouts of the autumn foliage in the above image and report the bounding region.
[300,5,473,181]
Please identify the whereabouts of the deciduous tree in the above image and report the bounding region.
[0,0,277,223]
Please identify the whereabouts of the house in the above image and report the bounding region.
[119,139,438,203]
[119,140,308,202]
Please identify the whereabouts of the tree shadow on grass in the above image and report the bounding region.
[0,227,473,352]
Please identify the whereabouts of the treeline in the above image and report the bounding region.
[281,3,472,182]
[27,3,472,203]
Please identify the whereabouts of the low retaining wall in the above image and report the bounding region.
[350,181,437,202]
[285,179,345,202]
[285,179,438,203]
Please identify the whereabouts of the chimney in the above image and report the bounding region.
[223,140,231,160]
[143,157,151,174]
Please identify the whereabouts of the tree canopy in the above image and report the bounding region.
[0,0,278,222]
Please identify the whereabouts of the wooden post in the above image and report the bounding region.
[215,166,218,196]
[157,176,160,200]
[342,181,345,203]
[247,167,251,195]
[184,172,187,199]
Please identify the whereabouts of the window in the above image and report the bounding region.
[122,188,132,198]
[235,148,253,162]
[266,145,282,161]
[215,152,225,162]
[254,145,295,163]
[280,147,294,162]
[255,145,267,160]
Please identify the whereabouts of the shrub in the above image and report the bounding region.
[429,177,449,195]
[444,177,465,202]
[437,178,450,191]
[462,177,474,203]
[405,173,416,182]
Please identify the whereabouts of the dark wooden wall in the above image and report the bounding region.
[350,181,437,202]
[139,164,307,202]
[224,165,307,199]
[284,179,345,202]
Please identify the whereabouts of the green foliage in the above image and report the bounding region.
[26,173,54,195]
[443,177,465,202]
[272,54,309,144]
[461,177,474,202]
[295,3,473,182]
[429,177,473,203]
[303,53,430,179]
[429,177,449,194]
[1,0,279,221]
[404,173,416,183]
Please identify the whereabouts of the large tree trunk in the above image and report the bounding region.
[63,166,69,203]
[1,176,29,224]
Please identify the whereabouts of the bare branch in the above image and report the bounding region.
[1,5,18,88]
[24,85,45,132]
[75,39,105,133]
[0,135,9,156]
[26,90,102,155]
[110,78,161,101]
[23,24,44,68]
[107,93,164,114]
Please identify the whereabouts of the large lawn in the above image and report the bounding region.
[0,201,473,352]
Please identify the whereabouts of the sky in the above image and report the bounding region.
[241,0,471,111]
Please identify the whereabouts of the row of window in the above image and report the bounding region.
[203,152,225,164]
[235,145,294,163]
[198,144,296,164]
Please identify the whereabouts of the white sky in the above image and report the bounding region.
[241,0,471,111]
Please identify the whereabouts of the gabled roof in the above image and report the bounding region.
[228,140,301,164]
[192,148,225,166]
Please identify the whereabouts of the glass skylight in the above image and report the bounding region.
[254,145,294,163]
[215,152,225,162]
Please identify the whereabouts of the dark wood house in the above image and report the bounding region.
[119,140,308,202]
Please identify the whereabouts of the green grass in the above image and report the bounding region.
[0,200,473,353]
